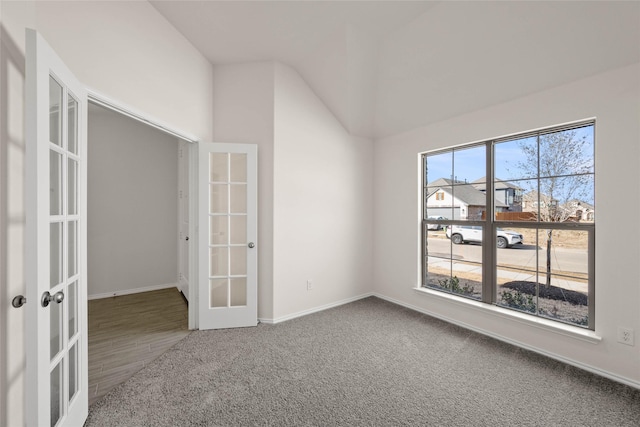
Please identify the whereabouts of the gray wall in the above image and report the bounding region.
[88,104,178,297]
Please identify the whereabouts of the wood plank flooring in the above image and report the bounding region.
[88,288,190,406]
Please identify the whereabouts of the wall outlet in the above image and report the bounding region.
[617,327,634,346]
[306,280,313,291]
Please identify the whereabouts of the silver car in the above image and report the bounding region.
[426,216,447,230]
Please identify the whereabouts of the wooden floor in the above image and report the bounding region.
[88,288,190,406]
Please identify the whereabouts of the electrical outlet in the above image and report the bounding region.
[306,280,313,291]
[617,327,634,346]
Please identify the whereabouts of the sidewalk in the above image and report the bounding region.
[429,258,588,293]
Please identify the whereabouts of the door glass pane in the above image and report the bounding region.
[69,342,78,402]
[68,220,77,278]
[49,76,62,147]
[230,278,247,306]
[68,281,77,338]
[230,215,247,244]
[50,222,63,287]
[230,184,247,213]
[68,94,78,154]
[68,158,77,215]
[210,184,228,214]
[50,361,63,427]
[210,278,227,308]
[230,153,247,182]
[230,246,247,275]
[209,247,228,276]
[210,215,228,245]
[50,294,63,359]
[209,153,228,182]
[50,150,63,215]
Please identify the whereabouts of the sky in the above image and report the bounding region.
[425,124,595,204]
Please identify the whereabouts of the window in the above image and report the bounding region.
[422,121,595,329]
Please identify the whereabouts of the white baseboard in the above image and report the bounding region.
[373,292,640,391]
[88,283,178,300]
[259,292,374,325]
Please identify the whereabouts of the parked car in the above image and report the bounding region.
[445,225,523,248]
[426,216,447,230]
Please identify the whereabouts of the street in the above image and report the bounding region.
[426,233,588,293]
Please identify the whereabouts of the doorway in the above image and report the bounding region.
[86,102,190,404]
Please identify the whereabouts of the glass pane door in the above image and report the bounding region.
[26,29,88,427]
[47,75,83,427]
[199,143,257,330]
[209,153,248,308]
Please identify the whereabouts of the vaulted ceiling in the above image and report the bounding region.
[150,1,640,139]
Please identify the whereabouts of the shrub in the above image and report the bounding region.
[438,276,475,296]
[501,289,537,313]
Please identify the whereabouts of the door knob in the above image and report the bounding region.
[248,242,255,248]
[12,295,27,308]
[41,291,64,307]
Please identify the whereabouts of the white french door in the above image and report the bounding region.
[25,29,88,426]
[198,143,258,329]
[178,140,191,300]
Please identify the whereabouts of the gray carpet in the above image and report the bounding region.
[86,297,640,426]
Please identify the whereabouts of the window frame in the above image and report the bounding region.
[421,120,595,330]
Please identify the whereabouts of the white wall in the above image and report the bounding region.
[211,61,276,320]
[210,61,374,322]
[373,63,640,387]
[273,63,373,321]
[88,105,178,298]
[0,1,213,425]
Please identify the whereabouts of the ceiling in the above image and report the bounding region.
[150,1,640,139]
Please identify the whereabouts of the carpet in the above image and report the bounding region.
[86,297,640,426]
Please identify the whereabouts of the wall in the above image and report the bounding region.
[373,63,640,387]
[211,62,276,321]
[0,1,213,425]
[272,63,373,321]
[210,61,374,322]
[87,105,178,298]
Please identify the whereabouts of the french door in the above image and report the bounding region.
[198,143,258,329]
[25,30,88,426]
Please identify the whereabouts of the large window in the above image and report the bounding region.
[422,121,595,329]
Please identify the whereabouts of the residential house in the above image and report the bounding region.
[426,178,508,220]
[471,177,523,212]
[1,1,638,425]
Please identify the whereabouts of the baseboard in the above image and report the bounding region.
[373,292,640,391]
[88,283,178,300]
[259,292,374,325]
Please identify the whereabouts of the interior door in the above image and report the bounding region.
[25,29,88,426]
[178,140,190,300]
[198,143,257,329]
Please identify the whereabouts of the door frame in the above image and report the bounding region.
[86,90,200,329]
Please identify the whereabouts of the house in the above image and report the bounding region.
[1,1,639,425]
[471,177,523,212]
[426,178,509,220]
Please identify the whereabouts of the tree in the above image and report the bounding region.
[517,128,594,223]
[515,128,594,287]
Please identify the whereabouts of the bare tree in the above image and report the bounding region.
[516,128,594,287]
[517,129,593,222]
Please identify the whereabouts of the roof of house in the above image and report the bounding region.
[471,177,523,191]
[428,183,508,207]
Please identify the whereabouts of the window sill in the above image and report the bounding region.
[413,286,602,344]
